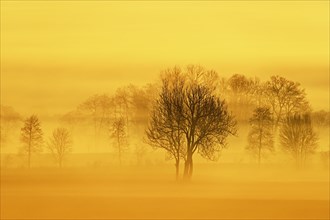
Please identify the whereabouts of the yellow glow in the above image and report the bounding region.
[1,1,328,115]
[1,2,329,219]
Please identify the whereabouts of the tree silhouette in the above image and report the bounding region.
[246,107,274,166]
[146,67,186,180]
[147,66,236,180]
[114,87,130,135]
[129,84,155,129]
[228,74,254,99]
[20,115,43,168]
[47,127,72,168]
[182,82,236,179]
[1,105,21,148]
[280,113,318,168]
[265,76,309,128]
[226,74,260,121]
[110,116,128,165]
[79,94,113,151]
[311,110,330,127]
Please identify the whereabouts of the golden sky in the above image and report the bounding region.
[1,1,329,115]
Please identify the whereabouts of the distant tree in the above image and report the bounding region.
[246,107,274,166]
[228,74,253,98]
[226,74,260,121]
[265,76,309,128]
[311,110,330,127]
[280,113,318,168]
[47,128,72,168]
[320,151,329,169]
[79,94,113,151]
[147,66,237,180]
[110,117,128,165]
[20,115,43,168]
[60,110,85,131]
[1,105,22,148]
[128,84,154,129]
[217,77,229,99]
[186,65,219,90]
[250,78,267,107]
[114,87,131,135]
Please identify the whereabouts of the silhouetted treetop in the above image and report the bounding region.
[265,75,310,127]
[147,65,237,180]
[246,107,274,166]
[20,115,43,168]
[280,113,318,168]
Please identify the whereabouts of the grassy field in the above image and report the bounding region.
[1,164,329,219]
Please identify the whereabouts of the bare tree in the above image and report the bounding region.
[20,115,43,168]
[1,105,21,148]
[110,116,128,165]
[246,107,274,166]
[147,66,237,180]
[250,78,267,108]
[114,87,130,133]
[226,74,260,121]
[265,76,309,128]
[228,74,254,98]
[182,82,236,179]
[280,113,318,168]
[146,67,186,180]
[47,128,72,168]
[129,85,154,129]
[60,110,85,132]
[311,110,330,127]
[79,94,113,151]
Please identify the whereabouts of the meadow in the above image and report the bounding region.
[1,163,329,219]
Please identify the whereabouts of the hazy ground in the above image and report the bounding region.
[1,163,329,219]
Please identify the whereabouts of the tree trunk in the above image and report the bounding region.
[184,153,193,180]
[118,130,122,166]
[125,105,129,137]
[275,107,282,129]
[175,160,179,181]
[183,160,189,178]
[258,147,261,168]
[119,147,122,166]
[258,128,262,168]
[28,142,31,168]
[295,150,300,169]
[188,157,193,178]
[92,117,97,153]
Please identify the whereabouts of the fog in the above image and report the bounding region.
[1,71,329,219]
[1,164,329,219]
[1,108,329,219]
[1,1,329,115]
[1,1,329,219]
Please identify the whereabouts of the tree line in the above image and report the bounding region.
[0,65,329,179]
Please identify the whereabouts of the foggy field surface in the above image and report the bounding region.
[1,164,329,219]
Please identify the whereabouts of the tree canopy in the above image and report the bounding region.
[146,66,237,180]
